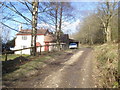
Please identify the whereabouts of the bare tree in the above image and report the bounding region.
[74,1,118,44]
[0,1,50,56]
[40,2,74,49]
[74,13,105,44]
[1,27,11,44]
[97,0,118,42]
[31,0,39,56]
[0,2,11,45]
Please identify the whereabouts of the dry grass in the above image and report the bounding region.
[94,43,118,88]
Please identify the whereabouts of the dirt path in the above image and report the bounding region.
[3,48,96,88]
[36,48,95,88]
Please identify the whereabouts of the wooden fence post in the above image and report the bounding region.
[20,49,22,56]
[5,52,7,61]
[54,44,55,51]
[39,46,41,55]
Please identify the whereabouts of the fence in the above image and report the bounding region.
[3,43,67,61]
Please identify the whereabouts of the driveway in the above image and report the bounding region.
[3,48,96,88]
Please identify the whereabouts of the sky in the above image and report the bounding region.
[37,2,98,34]
[1,1,98,41]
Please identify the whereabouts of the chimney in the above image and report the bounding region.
[19,23,22,31]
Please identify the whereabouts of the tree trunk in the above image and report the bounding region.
[101,21,111,43]
[58,3,63,50]
[55,4,60,50]
[30,32,33,55]
[90,36,93,45]
[32,0,38,56]
[55,6,58,37]
[106,25,111,43]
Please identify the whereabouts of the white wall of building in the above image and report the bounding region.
[14,35,45,55]
[36,35,45,52]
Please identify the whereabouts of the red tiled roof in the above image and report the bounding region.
[44,34,70,43]
[17,28,48,35]
[44,34,56,42]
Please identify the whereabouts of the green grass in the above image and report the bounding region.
[3,49,74,81]
[94,43,118,88]
[3,50,69,81]
[3,55,51,80]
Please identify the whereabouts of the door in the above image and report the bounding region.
[36,42,41,52]
[45,42,49,51]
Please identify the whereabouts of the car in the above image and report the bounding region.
[69,43,78,49]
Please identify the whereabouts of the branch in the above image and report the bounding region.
[38,8,54,13]
[0,2,4,8]
[1,3,32,23]
[8,18,31,25]
[96,15,106,28]
[17,0,32,14]
[24,2,32,14]
[10,2,31,23]
[1,22,19,32]
[1,22,33,34]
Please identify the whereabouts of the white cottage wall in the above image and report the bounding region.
[14,35,45,55]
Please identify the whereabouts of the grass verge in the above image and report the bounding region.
[1,54,30,61]
[93,43,118,88]
[2,50,72,81]
[3,55,50,81]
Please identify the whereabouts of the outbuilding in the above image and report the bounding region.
[69,39,79,49]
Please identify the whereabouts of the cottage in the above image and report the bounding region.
[13,28,55,55]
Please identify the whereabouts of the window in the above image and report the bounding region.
[70,43,77,45]
[22,36,27,40]
[23,46,27,48]
[21,45,27,48]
